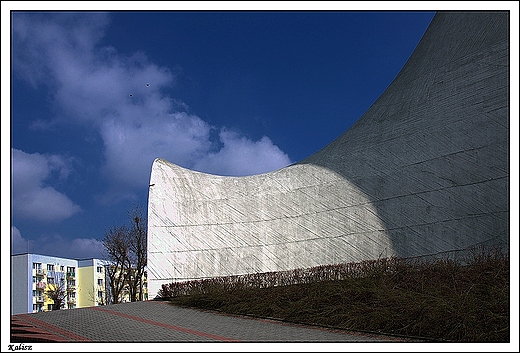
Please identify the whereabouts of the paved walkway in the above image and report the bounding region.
[11,300,398,342]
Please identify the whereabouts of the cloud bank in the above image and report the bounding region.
[11,226,28,255]
[11,225,105,259]
[10,12,292,260]
[12,13,292,206]
[11,148,81,222]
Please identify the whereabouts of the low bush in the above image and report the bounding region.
[161,246,509,342]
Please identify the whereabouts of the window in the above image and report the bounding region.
[67,267,75,277]
[98,291,103,298]
[32,276,37,283]
[97,279,103,286]
[48,277,55,284]
[97,266,103,273]
[47,264,54,271]
[33,263,41,270]
[60,266,64,272]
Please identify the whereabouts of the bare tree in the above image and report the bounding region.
[102,204,147,303]
[45,280,66,310]
[86,288,107,306]
[103,224,132,304]
[127,206,147,301]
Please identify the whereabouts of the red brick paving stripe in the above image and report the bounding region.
[92,306,241,342]
[11,333,70,343]
[12,326,55,335]
[11,318,34,327]
[13,314,92,342]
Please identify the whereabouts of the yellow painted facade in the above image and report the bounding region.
[77,259,108,307]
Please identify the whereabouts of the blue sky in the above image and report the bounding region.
[4,5,515,261]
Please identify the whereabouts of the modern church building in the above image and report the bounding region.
[147,12,509,297]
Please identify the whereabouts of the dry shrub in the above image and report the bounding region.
[162,245,509,342]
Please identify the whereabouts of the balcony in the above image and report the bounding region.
[46,271,55,278]
[67,298,76,304]
[34,269,44,276]
[67,286,76,292]
[36,282,46,290]
[35,296,44,303]
[66,272,75,279]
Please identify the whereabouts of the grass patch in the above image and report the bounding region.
[161,246,509,342]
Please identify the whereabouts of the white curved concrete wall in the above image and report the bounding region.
[147,12,509,296]
[148,161,394,289]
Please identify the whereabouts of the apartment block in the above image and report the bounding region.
[11,253,108,315]
[77,258,109,307]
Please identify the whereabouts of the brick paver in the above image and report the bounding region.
[11,301,395,342]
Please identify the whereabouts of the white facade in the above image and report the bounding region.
[147,12,509,298]
[147,161,395,296]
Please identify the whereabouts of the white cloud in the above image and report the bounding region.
[68,237,106,259]
[99,112,213,189]
[11,226,28,255]
[21,231,106,259]
[193,129,292,176]
[12,13,293,204]
[12,13,110,87]
[12,226,104,259]
[11,149,81,222]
